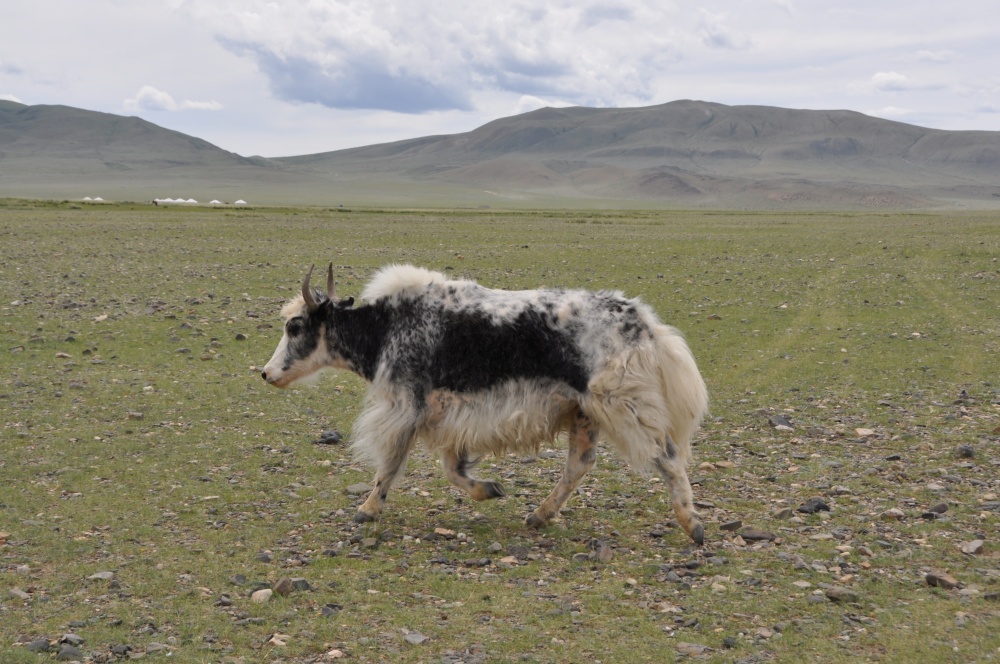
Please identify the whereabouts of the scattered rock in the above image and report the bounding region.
[771,507,794,519]
[404,631,429,645]
[316,430,343,445]
[925,571,960,589]
[9,587,31,600]
[797,498,830,514]
[881,508,906,520]
[719,520,743,532]
[675,642,711,656]
[321,603,343,617]
[60,634,84,647]
[739,529,776,542]
[960,540,985,555]
[25,638,51,653]
[251,588,273,603]
[768,414,794,430]
[87,571,115,581]
[854,428,875,438]
[56,644,84,661]
[927,502,948,514]
[346,483,372,495]
[825,586,860,603]
[956,444,975,459]
[273,578,294,596]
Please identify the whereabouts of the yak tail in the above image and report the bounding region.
[585,324,708,472]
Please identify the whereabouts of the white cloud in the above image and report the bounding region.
[1,93,24,103]
[698,10,752,51]
[915,49,956,64]
[123,86,222,112]
[867,105,913,119]
[868,71,943,93]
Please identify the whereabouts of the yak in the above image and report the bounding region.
[262,264,709,544]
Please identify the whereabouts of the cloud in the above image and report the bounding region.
[915,49,956,64]
[1,58,25,76]
[698,10,752,50]
[123,85,223,112]
[178,1,685,113]
[1,93,24,103]
[868,105,913,119]
[869,71,941,93]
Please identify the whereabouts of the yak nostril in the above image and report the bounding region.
[261,370,268,381]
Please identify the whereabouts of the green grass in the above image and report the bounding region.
[1,201,998,662]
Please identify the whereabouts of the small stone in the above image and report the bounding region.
[346,483,371,495]
[60,634,85,647]
[251,588,273,603]
[146,643,169,654]
[595,543,614,563]
[9,587,31,600]
[881,508,905,520]
[797,498,830,514]
[56,644,84,661]
[854,428,875,437]
[87,571,115,581]
[927,502,948,514]
[404,631,429,645]
[739,529,776,542]
[754,627,774,639]
[675,642,710,656]
[321,603,343,617]
[316,430,343,445]
[825,586,860,603]
[926,482,946,492]
[719,519,743,532]
[768,414,793,429]
[273,578,294,596]
[361,537,379,549]
[960,540,984,555]
[772,507,794,519]
[488,542,503,553]
[925,571,960,589]
[291,577,312,592]
[256,551,273,563]
[955,444,975,459]
[25,638,51,653]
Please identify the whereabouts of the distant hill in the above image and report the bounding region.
[3,99,1000,208]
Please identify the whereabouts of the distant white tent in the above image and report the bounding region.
[210,200,222,205]
[234,199,247,205]
[93,197,104,201]
[82,197,92,201]
[186,198,197,204]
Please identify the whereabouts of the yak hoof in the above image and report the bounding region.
[353,510,376,524]
[482,480,507,500]
[690,522,705,546]
[524,511,550,529]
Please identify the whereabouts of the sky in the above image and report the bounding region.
[2,0,998,158]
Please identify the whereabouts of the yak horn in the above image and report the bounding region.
[326,262,336,301]
[301,264,319,312]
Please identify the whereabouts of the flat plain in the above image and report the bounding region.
[1,200,998,663]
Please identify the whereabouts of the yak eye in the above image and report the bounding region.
[286,318,304,337]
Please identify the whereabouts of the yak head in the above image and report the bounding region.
[261,263,354,388]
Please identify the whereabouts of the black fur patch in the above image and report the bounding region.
[428,307,589,393]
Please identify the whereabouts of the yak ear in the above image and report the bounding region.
[336,296,355,309]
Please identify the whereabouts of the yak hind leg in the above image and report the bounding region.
[354,428,417,523]
[441,449,507,502]
[526,409,597,528]
[653,435,704,546]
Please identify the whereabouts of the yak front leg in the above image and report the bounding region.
[354,428,416,523]
[653,435,704,545]
[526,410,597,528]
[441,449,507,501]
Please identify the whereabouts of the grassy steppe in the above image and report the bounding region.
[1,200,998,663]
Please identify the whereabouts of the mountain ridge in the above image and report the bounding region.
[2,99,999,208]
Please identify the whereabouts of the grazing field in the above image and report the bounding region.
[1,200,998,663]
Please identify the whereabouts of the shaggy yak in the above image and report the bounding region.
[262,264,709,544]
